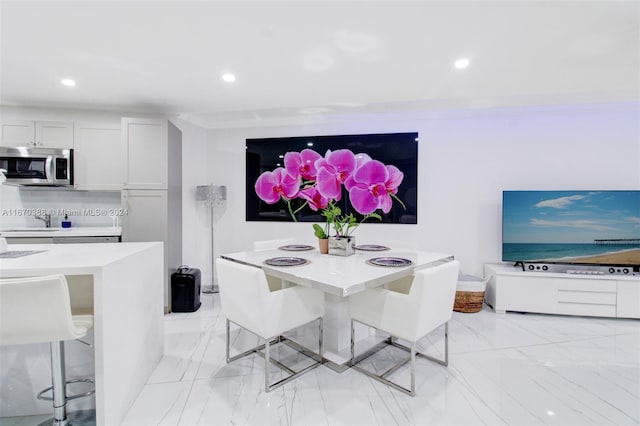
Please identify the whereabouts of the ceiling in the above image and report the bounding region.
[1,1,639,127]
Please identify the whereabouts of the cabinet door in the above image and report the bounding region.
[1,120,35,147]
[121,189,167,243]
[121,118,167,189]
[121,189,169,309]
[617,279,640,319]
[74,123,123,190]
[499,275,558,314]
[35,121,74,148]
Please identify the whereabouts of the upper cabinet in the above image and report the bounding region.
[121,117,168,190]
[1,120,74,148]
[74,122,123,190]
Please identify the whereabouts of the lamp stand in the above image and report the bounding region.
[202,202,218,294]
[196,184,226,294]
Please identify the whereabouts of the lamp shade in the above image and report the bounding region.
[196,185,226,205]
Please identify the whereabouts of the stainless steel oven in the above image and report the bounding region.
[0,147,73,186]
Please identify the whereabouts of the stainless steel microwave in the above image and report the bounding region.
[0,147,74,186]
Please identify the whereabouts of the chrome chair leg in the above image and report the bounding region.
[444,322,449,366]
[410,343,416,396]
[51,341,68,425]
[350,319,450,396]
[225,317,324,392]
[264,337,271,393]
[318,316,323,364]
[36,340,96,425]
[226,318,231,362]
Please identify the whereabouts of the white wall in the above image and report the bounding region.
[196,102,640,278]
[4,103,638,281]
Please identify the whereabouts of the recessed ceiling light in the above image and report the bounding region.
[454,58,470,69]
[61,78,76,87]
[222,73,236,83]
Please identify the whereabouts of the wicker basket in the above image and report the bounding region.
[453,290,485,313]
[453,274,487,313]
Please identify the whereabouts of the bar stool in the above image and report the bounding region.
[0,275,96,425]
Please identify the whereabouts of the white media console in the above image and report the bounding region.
[484,263,640,319]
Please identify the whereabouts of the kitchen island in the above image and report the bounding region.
[0,242,164,425]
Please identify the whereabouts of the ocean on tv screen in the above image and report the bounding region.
[502,190,640,266]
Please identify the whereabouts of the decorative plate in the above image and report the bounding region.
[264,257,309,267]
[354,244,390,251]
[366,257,413,267]
[278,244,315,251]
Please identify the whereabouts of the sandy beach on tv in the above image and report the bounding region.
[547,249,640,265]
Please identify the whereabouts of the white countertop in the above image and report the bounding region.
[0,241,160,277]
[0,226,121,237]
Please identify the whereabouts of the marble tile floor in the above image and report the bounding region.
[3,293,639,426]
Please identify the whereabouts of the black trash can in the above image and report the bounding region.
[171,267,202,312]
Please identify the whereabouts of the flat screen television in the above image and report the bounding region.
[502,190,640,268]
[246,132,418,223]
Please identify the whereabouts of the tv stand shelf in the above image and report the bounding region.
[484,263,640,319]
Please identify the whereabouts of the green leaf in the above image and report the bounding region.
[313,223,327,239]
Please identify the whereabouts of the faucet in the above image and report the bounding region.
[34,213,52,228]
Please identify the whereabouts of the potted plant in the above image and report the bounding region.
[312,223,330,254]
[254,148,405,255]
[321,202,381,256]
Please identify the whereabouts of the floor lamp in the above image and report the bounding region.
[196,184,226,293]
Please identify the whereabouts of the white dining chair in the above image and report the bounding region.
[252,238,296,251]
[348,260,460,396]
[0,275,95,425]
[216,258,325,392]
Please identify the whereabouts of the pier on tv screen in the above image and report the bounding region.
[502,190,640,266]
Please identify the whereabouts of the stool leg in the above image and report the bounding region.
[50,341,68,426]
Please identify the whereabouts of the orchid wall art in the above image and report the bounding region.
[246,133,418,225]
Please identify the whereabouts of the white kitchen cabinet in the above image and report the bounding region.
[121,190,167,244]
[121,117,168,189]
[484,263,639,319]
[74,122,123,190]
[1,120,73,148]
[120,118,182,312]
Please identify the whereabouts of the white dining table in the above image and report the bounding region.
[220,246,454,366]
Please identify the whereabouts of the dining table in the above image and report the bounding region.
[220,244,454,368]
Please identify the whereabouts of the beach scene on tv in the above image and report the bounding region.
[502,190,640,266]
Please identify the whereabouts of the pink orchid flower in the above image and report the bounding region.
[347,160,403,214]
[354,152,372,169]
[298,187,329,211]
[284,149,322,181]
[254,168,300,204]
[315,149,356,201]
[384,165,404,196]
